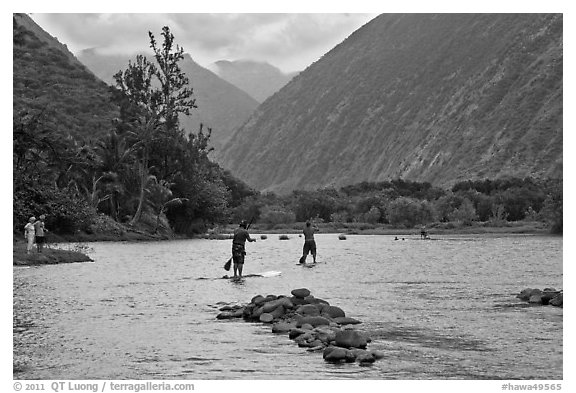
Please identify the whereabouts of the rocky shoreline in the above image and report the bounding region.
[516,287,563,307]
[216,288,384,365]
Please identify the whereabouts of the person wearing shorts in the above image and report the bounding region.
[300,221,318,263]
[34,214,47,252]
[231,220,256,279]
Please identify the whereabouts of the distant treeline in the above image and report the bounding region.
[231,177,562,234]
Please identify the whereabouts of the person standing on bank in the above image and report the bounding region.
[300,221,318,264]
[232,220,256,279]
[24,217,36,254]
[34,214,47,253]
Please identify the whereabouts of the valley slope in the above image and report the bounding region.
[219,14,563,194]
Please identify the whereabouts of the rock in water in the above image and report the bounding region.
[291,288,311,298]
[541,290,561,305]
[333,316,361,325]
[550,293,563,307]
[517,288,535,301]
[357,352,376,364]
[528,294,543,304]
[297,304,321,316]
[272,321,296,333]
[322,305,346,318]
[297,316,331,328]
[259,313,274,323]
[323,347,348,362]
[335,329,368,349]
[270,305,285,319]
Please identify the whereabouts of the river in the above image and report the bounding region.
[13,233,563,380]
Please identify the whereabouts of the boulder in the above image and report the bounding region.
[323,347,348,362]
[290,296,308,306]
[291,288,311,299]
[370,350,385,360]
[232,307,245,318]
[301,323,314,330]
[278,297,295,309]
[297,316,331,328]
[264,295,278,302]
[357,352,376,364]
[263,299,283,313]
[322,306,346,319]
[251,295,265,304]
[272,321,295,333]
[259,313,274,323]
[333,317,361,325]
[550,293,563,307]
[528,294,543,304]
[541,291,561,305]
[517,288,535,301]
[270,305,285,319]
[252,306,264,318]
[243,304,255,319]
[297,304,321,316]
[344,349,357,363]
[335,329,368,349]
[289,328,306,339]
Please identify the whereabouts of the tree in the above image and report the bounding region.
[447,198,477,225]
[126,116,162,226]
[146,177,187,233]
[540,180,562,233]
[149,26,196,131]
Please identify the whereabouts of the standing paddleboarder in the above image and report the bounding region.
[299,221,318,264]
[231,219,256,279]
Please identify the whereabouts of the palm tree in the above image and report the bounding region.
[127,115,162,226]
[146,177,187,233]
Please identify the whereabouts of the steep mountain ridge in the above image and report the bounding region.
[77,50,259,153]
[219,14,562,194]
[209,60,299,102]
[13,13,118,141]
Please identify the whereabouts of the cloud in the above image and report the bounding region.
[29,13,376,72]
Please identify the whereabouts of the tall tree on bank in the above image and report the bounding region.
[113,26,197,225]
[149,27,196,180]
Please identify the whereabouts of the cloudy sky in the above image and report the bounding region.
[29,13,378,73]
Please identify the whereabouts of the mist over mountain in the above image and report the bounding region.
[219,14,563,194]
[77,50,259,152]
[209,60,299,102]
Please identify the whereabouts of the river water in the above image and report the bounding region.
[13,234,563,380]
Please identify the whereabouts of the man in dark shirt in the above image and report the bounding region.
[232,220,256,279]
[300,221,318,264]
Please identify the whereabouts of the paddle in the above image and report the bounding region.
[223,217,254,271]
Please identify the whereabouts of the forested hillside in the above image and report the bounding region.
[13,13,118,141]
[219,14,563,194]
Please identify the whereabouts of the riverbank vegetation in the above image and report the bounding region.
[231,178,562,235]
[13,22,562,248]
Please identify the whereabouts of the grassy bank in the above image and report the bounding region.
[13,240,93,266]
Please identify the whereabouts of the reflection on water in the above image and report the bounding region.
[13,234,562,379]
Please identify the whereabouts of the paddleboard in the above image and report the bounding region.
[296,263,317,268]
[197,270,281,280]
